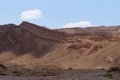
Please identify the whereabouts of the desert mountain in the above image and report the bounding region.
[0,22,120,69]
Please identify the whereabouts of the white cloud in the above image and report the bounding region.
[62,21,93,28]
[21,9,42,20]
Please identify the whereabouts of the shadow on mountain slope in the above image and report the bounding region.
[0,22,67,57]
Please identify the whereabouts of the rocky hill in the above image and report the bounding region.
[0,22,120,70]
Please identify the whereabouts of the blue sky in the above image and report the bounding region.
[0,0,120,29]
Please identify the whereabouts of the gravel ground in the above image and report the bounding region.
[0,74,119,80]
[0,69,119,80]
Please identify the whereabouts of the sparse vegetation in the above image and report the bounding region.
[100,68,105,70]
[68,67,73,70]
[103,73,113,79]
[12,70,24,76]
[103,67,120,79]
[107,67,120,73]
